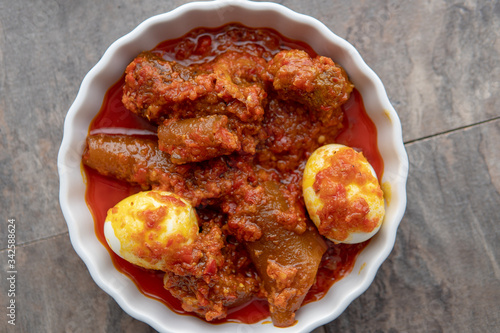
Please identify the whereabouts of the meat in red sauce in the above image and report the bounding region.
[82,23,382,327]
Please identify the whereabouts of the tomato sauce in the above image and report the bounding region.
[84,23,383,324]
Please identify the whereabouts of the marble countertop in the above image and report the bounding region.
[1,0,499,332]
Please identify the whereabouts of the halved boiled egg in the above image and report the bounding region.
[104,190,199,271]
[303,144,385,244]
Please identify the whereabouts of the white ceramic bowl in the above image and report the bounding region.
[58,1,409,332]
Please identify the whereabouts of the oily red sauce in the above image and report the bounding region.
[84,23,383,324]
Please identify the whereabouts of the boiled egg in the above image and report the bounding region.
[303,144,385,244]
[104,190,199,271]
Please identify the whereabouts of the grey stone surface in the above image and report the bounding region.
[1,0,499,332]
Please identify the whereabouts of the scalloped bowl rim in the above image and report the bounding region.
[58,1,409,332]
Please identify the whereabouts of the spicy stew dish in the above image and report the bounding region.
[82,23,385,328]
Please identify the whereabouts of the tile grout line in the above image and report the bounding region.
[0,230,70,252]
[404,116,500,146]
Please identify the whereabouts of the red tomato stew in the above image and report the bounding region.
[82,23,383,327]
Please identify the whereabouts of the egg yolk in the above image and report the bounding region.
[303,144,385,244]
[104,190,199,271]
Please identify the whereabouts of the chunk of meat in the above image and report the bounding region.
[226,180,327,327]
[163,222,262,322]
[82,134,237,206]
[122,52,216,122]
[122,51,270,124]
[158,115,241,164]
[209,51,270,122]
[267,49,353,123]
[82,133,177,188]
